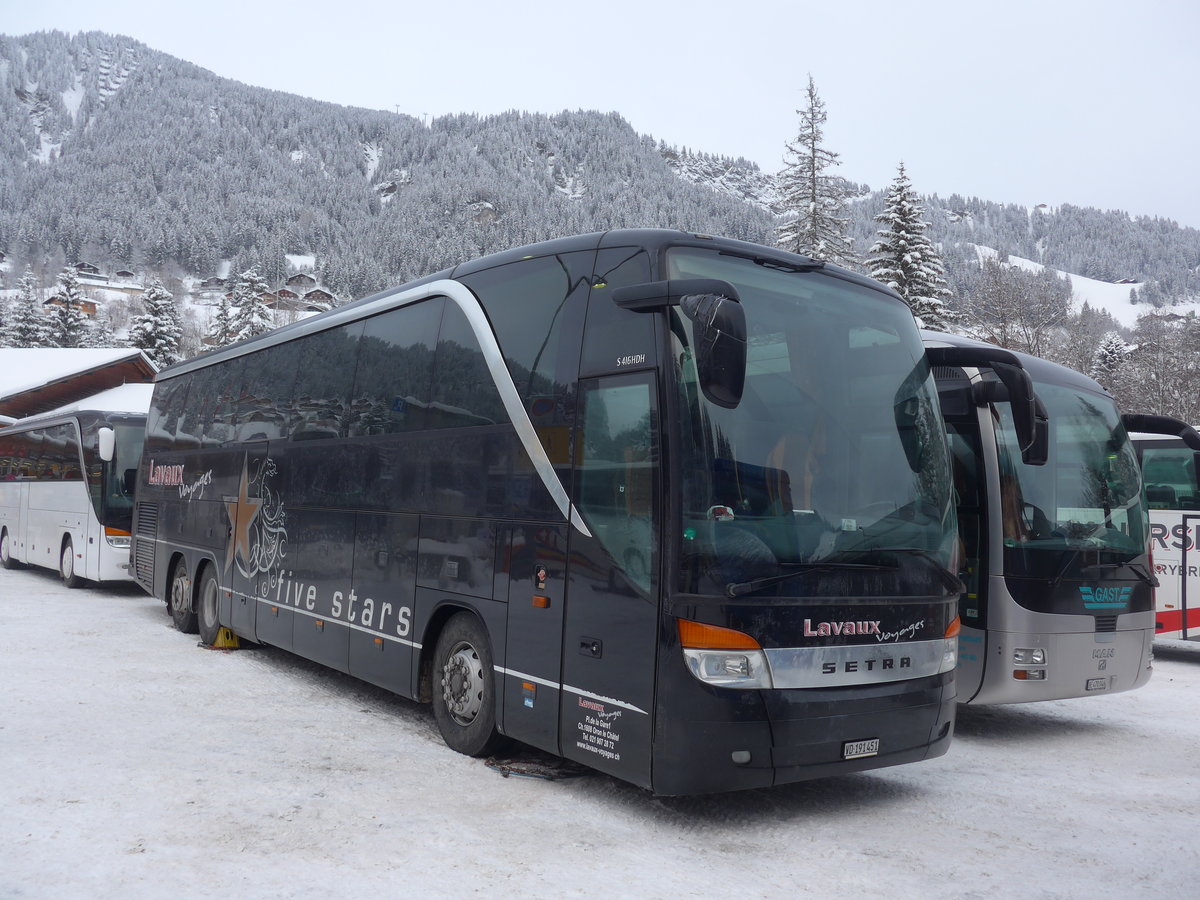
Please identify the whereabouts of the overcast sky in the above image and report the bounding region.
[6,0,1198,228]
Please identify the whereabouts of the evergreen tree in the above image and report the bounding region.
[4,268,50,348]
[45,268,89,348]
[209,291,237,349]
[867,163,953,329]
[128,278,183,366]
[774,76,858,267]
[1089,331,1131,392]
[79,310,120,348]
[230,268,274,342]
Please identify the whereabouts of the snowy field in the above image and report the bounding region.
[2,565,1198,899]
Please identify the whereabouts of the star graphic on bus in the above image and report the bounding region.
[224,457,263,574]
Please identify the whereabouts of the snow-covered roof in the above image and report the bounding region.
[13,383,153,425]
[0,348,156,398]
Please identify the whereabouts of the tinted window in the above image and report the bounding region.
[1141,446,1200,510]
[237,342,301,442]
[428,301,505,429]
[146,376,191,451]
[178,361,244,448]
[460,252,590,410]
[349,298,442,436]
[291,323,364,440]
[576,373,658,595]
[580,247,655,376]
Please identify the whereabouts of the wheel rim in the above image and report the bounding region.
[441,641,485,726]
[0,531,9,564]
[200,576,218,629]
[61,544,74,580]
[171,569,189,616]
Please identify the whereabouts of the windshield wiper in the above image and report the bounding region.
[726,561,894,599]
[873,548,966,594]
[1081,560,1158,587]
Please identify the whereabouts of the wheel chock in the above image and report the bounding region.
[211,627,240,650]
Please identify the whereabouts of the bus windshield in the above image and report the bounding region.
[666,247,957,596]
[85,420,145,532]
[994,382,1146,568]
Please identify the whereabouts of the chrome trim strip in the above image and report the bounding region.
[226,588,423,650]
[764,638,947,689]
[436,281,591,538]
[494,666,560,691]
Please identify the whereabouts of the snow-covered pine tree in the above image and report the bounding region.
[230,268,274,342]
[774,75,858,267]
[1089,331,1131,393]
[209,291,237,348]
[79,310,119,348]
[129,278,183,366]
[3,269,50,348]
[867,163,953,330]
[45,268,89,348]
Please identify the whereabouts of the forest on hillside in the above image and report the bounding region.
[0,30,1196,421]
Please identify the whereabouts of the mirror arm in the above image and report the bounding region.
[611,278,741,311]
[1121,414,1200,451]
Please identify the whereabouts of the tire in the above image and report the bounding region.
[197,565,222,646]
[59,538,84,588]
[0,528,19,570]
[168,557,198,634]
[432,612,505,757]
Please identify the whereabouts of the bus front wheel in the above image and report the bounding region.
[169,558,198,634]
[432,613,505,757]
[59,538,83,588]
[197,566,222,646]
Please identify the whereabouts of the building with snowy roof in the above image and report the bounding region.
[0,349,157,419]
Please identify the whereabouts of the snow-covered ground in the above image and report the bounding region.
[2,565,1197,899]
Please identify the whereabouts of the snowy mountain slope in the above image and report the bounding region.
[972,244,1200,329]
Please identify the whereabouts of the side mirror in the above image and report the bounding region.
[1122,413,1200,451]
[612,279,747,409]
[98,427,115,462]
[679,291,746,409]
[925,345,1045,466]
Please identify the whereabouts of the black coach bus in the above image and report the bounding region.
[134,230,965,795]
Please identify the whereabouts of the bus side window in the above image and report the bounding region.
[576,374,658,594]
[428,301,505,429]
[237,342,300,442]
[1141,447,1200,509]
[290,323,364,440]
[350,298,441,436]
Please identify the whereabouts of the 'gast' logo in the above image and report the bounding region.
[1079,586,1133,610]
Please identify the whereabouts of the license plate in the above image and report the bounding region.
[1086,678,1108,692]
[843,738,880,760]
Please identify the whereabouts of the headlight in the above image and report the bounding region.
[678,619,774,689]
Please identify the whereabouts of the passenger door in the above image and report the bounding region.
[560,372,660,789]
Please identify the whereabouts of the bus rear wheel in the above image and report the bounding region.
[197,566,222,646]
[59,538,84,588]
[0,528,19,570]
[432,613,505,757]
[169,558,198,634]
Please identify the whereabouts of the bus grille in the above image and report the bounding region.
[1094,615,1118,633]
[134,503,158,587]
